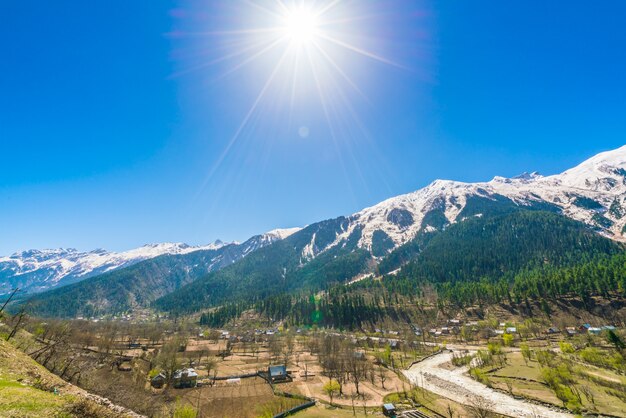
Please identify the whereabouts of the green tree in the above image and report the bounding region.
[323,379,341,406]
[606,330,625,352]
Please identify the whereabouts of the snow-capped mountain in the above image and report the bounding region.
[0,228,301,295]
[24,146,626,318]
[301,145,626,258]
[0,242,225,295]
[229,227,302,258]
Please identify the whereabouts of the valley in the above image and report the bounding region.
[3,147,626,417]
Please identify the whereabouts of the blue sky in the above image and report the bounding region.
[1,1,625,255]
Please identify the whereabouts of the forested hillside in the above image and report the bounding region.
[155,217,373,313]
[22,242,266,318]
[199,210,626,329]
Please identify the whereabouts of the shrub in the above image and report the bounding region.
[173,400,197,418]
[559,341,575,354]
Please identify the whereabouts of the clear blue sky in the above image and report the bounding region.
[1,1,625,255]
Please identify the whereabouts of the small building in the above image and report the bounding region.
[588,327,602,335]
[172,368,198,389]
[383,403,397,417]
[546,327,560,334]
[151,372,166,389]
[506,327,517,334]
[268,365,291,383]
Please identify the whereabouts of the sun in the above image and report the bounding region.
[282,7,319,45]
[170,0,409,180]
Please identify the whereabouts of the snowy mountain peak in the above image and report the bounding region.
[302,145,626,259]
[264,227,302,240]
[1,228,300,295]
[512,171,542,181]
[0,242,223,295]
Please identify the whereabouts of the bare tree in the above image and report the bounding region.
[6,308,27,341]
[466,396,494,418]
[446,404,455,418]
[377,366,388,389]
[156,340,182,383]
[347,351,369,396]
[269,336,284,365]
[0,288,20,316]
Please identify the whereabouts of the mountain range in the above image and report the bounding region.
[0,229,300,296]
[11,145,626,318]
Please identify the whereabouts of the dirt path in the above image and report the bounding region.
[403,351,571,418]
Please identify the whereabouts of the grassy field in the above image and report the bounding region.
[481,349,626,417]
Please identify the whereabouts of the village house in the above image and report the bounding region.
[588,327,602,335]
[383,403,397,417]
[150,372,166,389]
[172,368,198,389]
[545,327,560,334]
[268,365,291,383]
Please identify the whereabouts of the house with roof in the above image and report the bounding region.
[172,368,198,389]
[588,327,602,335]
[545,327,560,334]
[150,372,166,389]
[268,365,291,383]
[383,403,397,417]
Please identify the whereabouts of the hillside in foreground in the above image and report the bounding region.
[0,334,136,418]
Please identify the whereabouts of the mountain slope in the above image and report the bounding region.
[0,336,136,417]
[0,242,227,295]
[155,146,626,314]
[394,210,622,285]
[22,230,300,318]
[154,218,372,313]
[335,145,626,255]
[20,145,626,318]
[155,209,622,315]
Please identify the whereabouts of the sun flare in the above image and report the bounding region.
[172,0,410,180]
[282,7,319,45]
